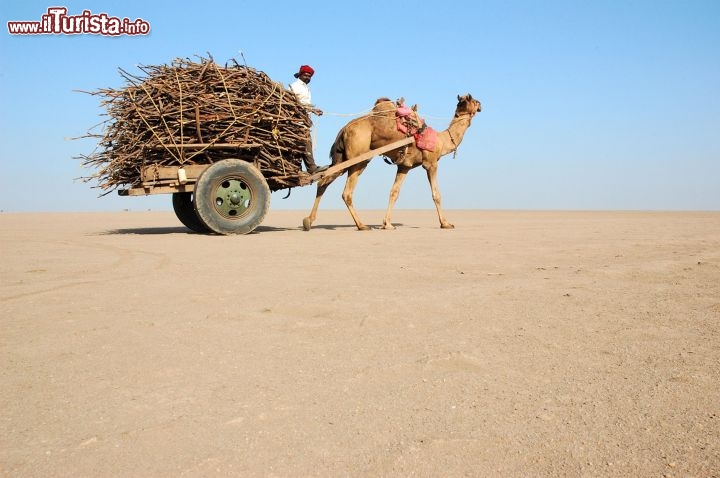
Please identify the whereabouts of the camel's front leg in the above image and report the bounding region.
[342,163,371,230]
[426,165,454,229]
[382,166,410,229]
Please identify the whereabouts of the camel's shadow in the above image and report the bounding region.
[298,223,411,231]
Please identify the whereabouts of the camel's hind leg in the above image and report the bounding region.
[342,162,371,230]
[382,166,410,230]
[302,175,338,231]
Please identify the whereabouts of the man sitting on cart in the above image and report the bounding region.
[290,64,327,174]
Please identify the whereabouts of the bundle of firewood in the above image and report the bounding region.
[78,56,311,193]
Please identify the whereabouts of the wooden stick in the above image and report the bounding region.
[309,137,414,181]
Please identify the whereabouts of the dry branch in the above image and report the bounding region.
[78,56,312,193]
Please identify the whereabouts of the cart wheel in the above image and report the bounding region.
[193,159,270,235]
[172,192,209,233]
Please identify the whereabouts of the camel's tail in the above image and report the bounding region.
[329,127,346,166]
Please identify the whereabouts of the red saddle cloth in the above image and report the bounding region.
[395,105,437,151]
[414,126,438,151]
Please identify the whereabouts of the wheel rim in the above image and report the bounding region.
[212,176,253,219]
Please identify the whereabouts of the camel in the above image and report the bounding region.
[302,94,481,231]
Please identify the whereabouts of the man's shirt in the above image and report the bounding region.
[290,79,312,106]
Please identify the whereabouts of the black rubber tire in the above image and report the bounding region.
[193,159,270,235]
[172,192,210,233]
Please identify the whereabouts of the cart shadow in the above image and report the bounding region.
[101,223,407,235]
[99,226,196,235]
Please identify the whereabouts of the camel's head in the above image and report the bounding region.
[456,94,482,117]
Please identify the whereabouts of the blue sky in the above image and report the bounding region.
[1,0,718,212]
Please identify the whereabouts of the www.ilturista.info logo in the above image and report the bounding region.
[7,7,150,36]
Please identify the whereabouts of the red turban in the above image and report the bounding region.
[294,65,315,78]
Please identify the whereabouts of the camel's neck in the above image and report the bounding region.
[441,113,473,156]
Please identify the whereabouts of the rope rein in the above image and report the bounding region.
[323,110,452,121]
[447,113,474,158]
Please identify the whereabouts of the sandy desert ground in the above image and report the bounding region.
[1,209,718,477]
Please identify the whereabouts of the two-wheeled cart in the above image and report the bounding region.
[118,137,414,234]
